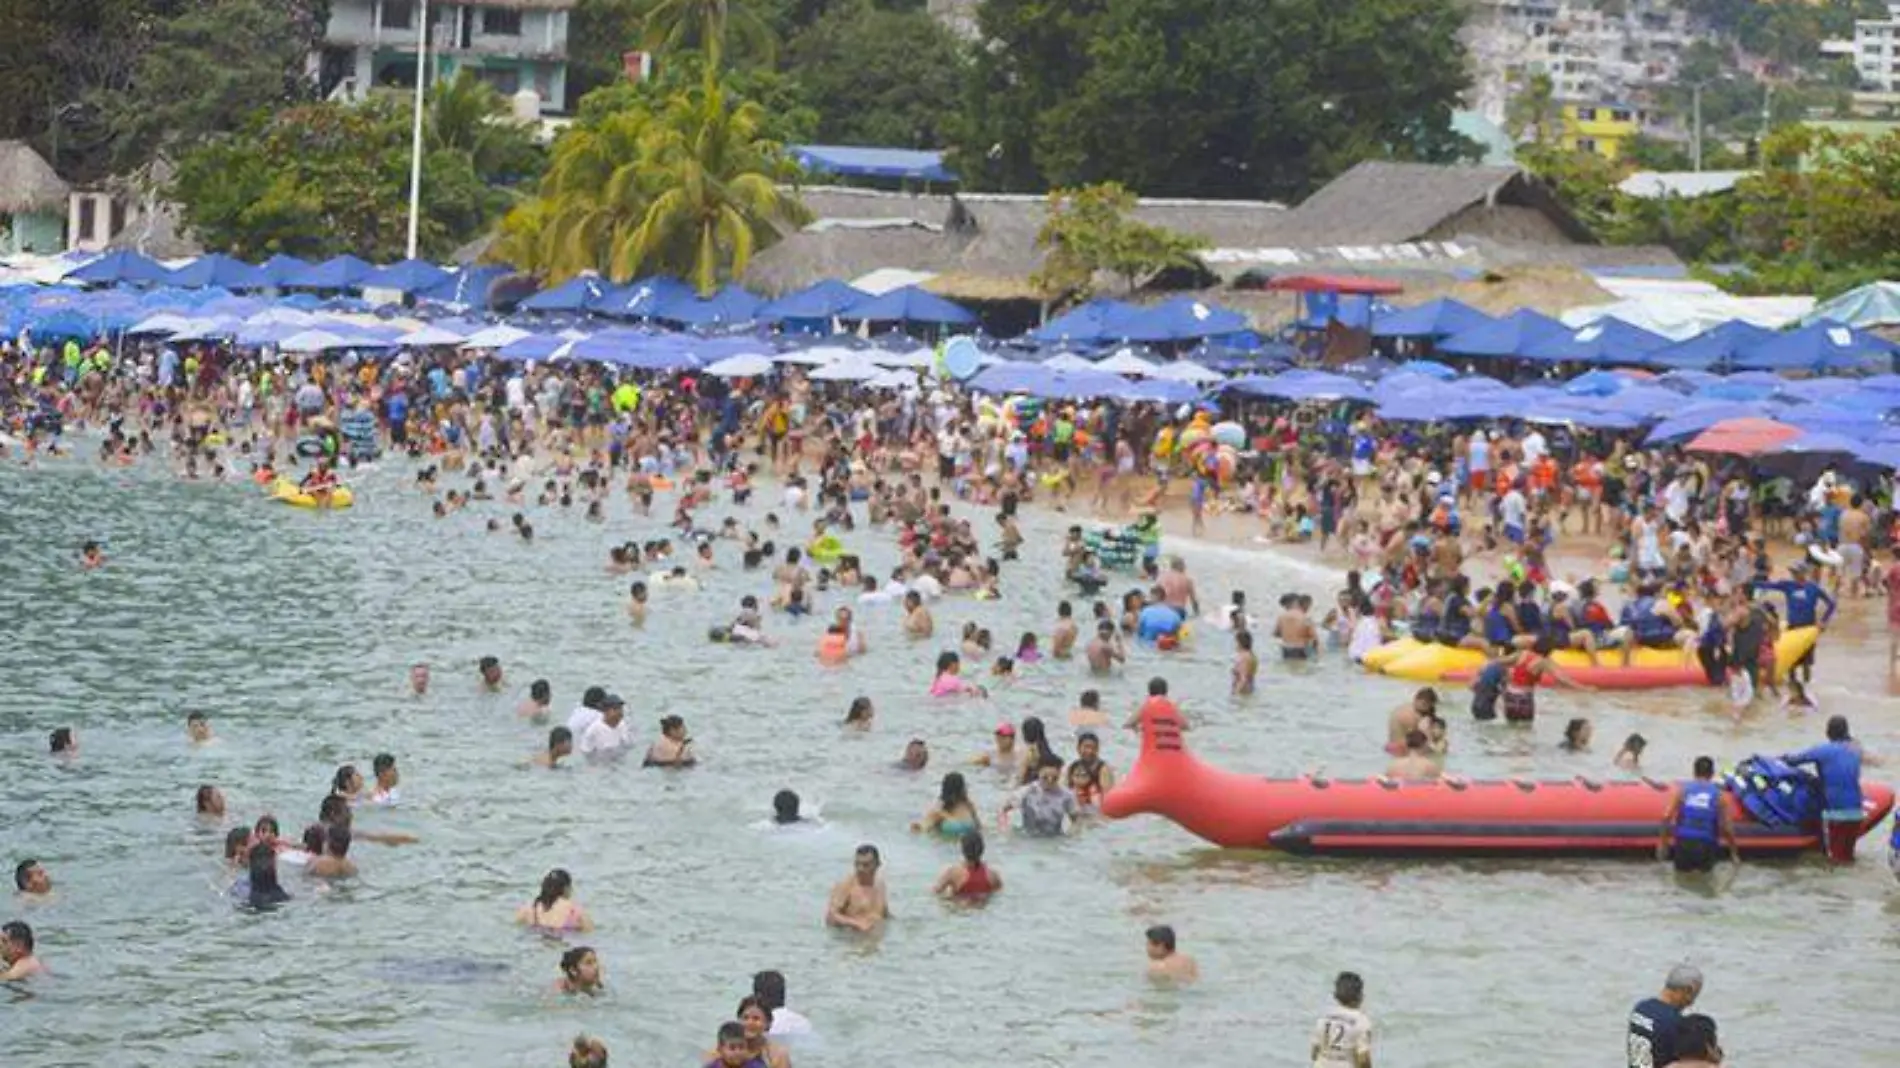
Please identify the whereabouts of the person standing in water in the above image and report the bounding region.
[825,844,890,933]
[1144,924,1198,983]
[478,656,505,692]
[1657,756,1740,873]
[1628,964,1701,1068]
[0,920,43,980]
[186,712,215,744]
[932,832,1001,900]
[1051,601,1079,660]
[532,728,574,768]
[1781,714,1870,863]
[1232,630,1258,695]
[1311,971,1373,1068]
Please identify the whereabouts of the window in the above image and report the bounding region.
[1576,106,1597,120]
[483,7,522,35]
[478,66,520,95]
[382,0,414,29]
[1611,108,1631,122]
[1576,138,1598,154]
[109,199,126,238]
[77,197,97,242]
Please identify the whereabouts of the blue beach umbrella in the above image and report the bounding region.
[842,285,977,326]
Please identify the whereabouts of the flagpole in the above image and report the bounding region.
[405,0,429,259]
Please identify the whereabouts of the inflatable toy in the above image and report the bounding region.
[808,534,846,568]
[1365,627,1818,689]
[268,478,354,510]
[1210,421,1246,449]
[1102,702,1894,855]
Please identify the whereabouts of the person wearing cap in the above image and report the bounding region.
[578,696,633,762]
[1782,714,1869,863]
[1757,559,1835,685]
[1627,964,1702,1068]
[972,722,1020,775]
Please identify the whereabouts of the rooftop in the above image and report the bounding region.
[0,140,70,216]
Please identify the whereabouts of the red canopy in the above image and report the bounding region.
[1263,274,1405,296]
[1685,417,1801,456]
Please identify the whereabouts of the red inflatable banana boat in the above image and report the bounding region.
[1101,700,1895,856]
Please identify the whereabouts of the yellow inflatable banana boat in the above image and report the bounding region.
[1363,626,1818,689]
[269,478,355,510]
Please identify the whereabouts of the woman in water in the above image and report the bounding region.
[933,831,1001,901]
[842,697,875,731]
[1015,632,1043,664]
[736,996,793,1068]
[928,652,986,699]
[195,784,225,819]
[1614,732,1647,772]
[555,946,604,995]
[913,772,981,838]
[644,715,697,767]
[1500,636,1593,724]
[1559,717,1594,752]
[1014,717,1061,787]
[516,869,594,933]
[331,765,363,803]
[245,842,290,910]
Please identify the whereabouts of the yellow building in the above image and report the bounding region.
[1558,102,1644,160]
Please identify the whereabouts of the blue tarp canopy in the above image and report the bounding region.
[257,254,311,286]
[654,284,763,327]
[842,285,976,325]
[1734,321,1897,373]
[594,276,694,318]
[788,144,957,183]
[66,250,174,286]
[1118,297,1248,342]
[757,279,871,322]
[1030,298,1143,344]
[1437,309,1569,359]
[521,276,608,312]
[360,258,452,294]
[1645,320,1775,371]
[1224,370,1370,402]
[1644,402,1768,444]
[1370,298,1492,339]
[1519,318,1671,365]
[167,254,268,290]
[417,264,513,309]
[284,255,374,289]
[497,333,578,362]
[967,364,1129,400]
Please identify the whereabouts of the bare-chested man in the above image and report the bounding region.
[1273,594,1319,661]
[1085,620,1126,675]
[1384,730,1441,781]
[1158,557,1200,616]
[1050,601,1079,660]
[825,844,890,933]
[1386,688,1437,755]
[902,591,934,639]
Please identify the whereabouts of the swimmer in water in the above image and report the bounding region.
[1144,924,1199,984]
[0,921,44,981]
[195,784,226,819]
[1615,733,1647,772]
[928,651,987,698]
[1085,620,1126,675]
[368,753,401,804]
[332,764,364,803]
[707,1022,756,1068]
[842,697,875,731]
[728,996,793,1068]
[1274,594,1319,660]
[478,656,504,692]
[305,823,357,879]
[913,772,981,836]
[409,662,430,697]
[520,679,553,722]
[532,727,575,768]
[1384,730,1441,782]
[14,859,51,899]
[644,715,697,767]
[628,581,649,626]
[80,540,106,569]
[570,1036,609,1068]
[824,844,890,933]
[1051,601,1079,659]
[49,727,77,758]
[897,738,929,771]
[773,789,806,825]
[1232,630,1258,696]
[555,946,604,995]
[933,831,1001,901]
[517,868,594,933]
[1386,688,1437,756]
[246,842,291,909]
[186,712,215,744]
[901,590,933,639]
[1069,690,1108,729]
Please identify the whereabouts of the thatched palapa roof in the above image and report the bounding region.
[0,140,70,216]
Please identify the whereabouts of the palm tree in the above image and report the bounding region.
[623,86,806,291]
[427,70,539,183]
[641,0,774,75]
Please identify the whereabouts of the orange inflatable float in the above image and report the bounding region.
[1101,700,1895,857]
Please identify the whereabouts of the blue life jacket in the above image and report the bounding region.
[1629,597,1674,641]
[1516,601,1543,635]
[1441,595,1471,640]
[1725,756,1821,827]
[1484,606,1515,645]
[1676,780,1721,843]
[1411,612,1440,643]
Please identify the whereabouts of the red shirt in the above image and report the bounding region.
[1885,566,1900,628]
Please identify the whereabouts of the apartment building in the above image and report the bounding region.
[1853,4,1900,91]
[315,0,574,113]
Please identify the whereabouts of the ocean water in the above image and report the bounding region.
[3,456,1898,1066]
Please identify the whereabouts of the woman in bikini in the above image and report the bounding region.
[515,868,593,933]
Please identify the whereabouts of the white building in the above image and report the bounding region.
[314,0,574,113]
[1853,4,1900,91]
[1465,0,1695,128]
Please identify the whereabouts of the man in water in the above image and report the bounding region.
[532,727,574,768]
[1050,601,1079,660]
[1124,677,1188,735]
[896,738,929,771]
[369,753,401,805]
[1158,556,1200,616]
[1069,690,1108,728]
[305,823,356,880]
[567,686,609,737]
[477,655,505,692]
[1085,620,1126,675]
[1627,963,1701,1068]
[14,860,51,899]
[1274,593,1320,660]
[408,662,431,697]
[1384,730,1440,782]
[753,970,813,1037]
[825,844,890,932]
[0,920,42,980]
[773,789,805,825]
[1657,756,1740,872]
[1143,924,1198,983]
[901,590,933,639]
[49,727,76,757]
[186,712,214,745]
[1668,1015,1724,1068]
[1782,714,1868,863]
[1001,757,1080,837]
[1311,971,1373,1068]
[579,697,634,762]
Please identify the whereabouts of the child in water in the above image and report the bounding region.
[929,652,987,699]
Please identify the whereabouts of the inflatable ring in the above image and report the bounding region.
[808,535,845,567]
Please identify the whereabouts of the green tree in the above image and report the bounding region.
[492,82,807,290]
[786,0,965,147]
[1031,183,1207,300]
[427,70,544,187]
[569,0,648,103]
[1506,72,1556,146]
[954,0,1471,200]
[641,0,776,74]
[167,95,505,261]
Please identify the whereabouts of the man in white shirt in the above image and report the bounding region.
[753,970,813,1038]
[566,686,609,737]
[1521,427,1547,464]
[578,696,632,761]
[909,571,944,601]
[1311,971,1372,1068]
